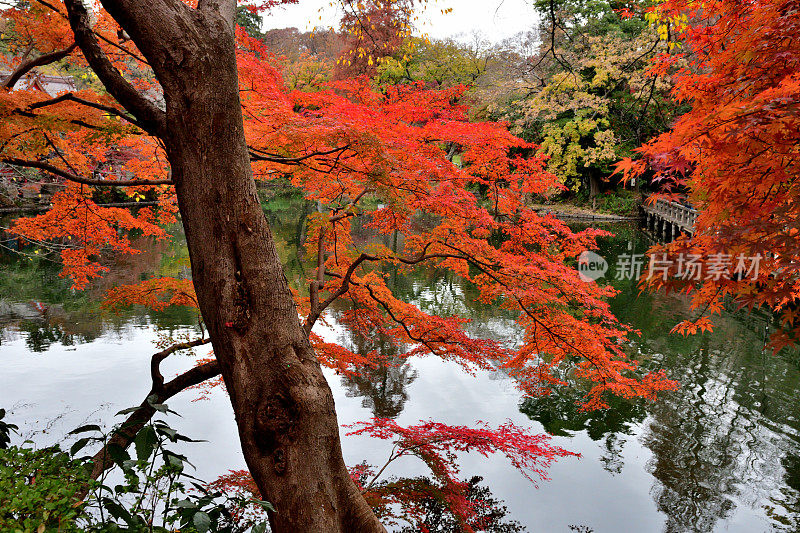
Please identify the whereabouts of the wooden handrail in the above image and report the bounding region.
[644,199,698,230]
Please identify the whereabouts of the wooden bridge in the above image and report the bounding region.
[642,199,699,242]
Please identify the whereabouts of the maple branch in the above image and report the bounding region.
[27,93,143,128]
[306,187,375,333]
[4,158,173,187]
[306,243,455,334]
[2,43,77,90]
[62,0,166,137]
[316,240,585,363]
[430,241,625,388]
[84,339,215,484]
[248,145,351,165]
[363,443,402,492]
[305,252,374,335]
[364,284,447,358]
[330,186,372,222]
[0,201,161,215]
[322,238,610,383]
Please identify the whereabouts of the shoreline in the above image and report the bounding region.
[531,204,641,222]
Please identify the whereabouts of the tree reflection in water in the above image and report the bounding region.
[601,229,800,532]
[340,332,418,419]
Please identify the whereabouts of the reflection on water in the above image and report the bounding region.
[339,333,419,419]
[637,301,800,533]
[585,226,800,532]
[2,202,800,532]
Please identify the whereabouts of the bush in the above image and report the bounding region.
[0,446,91,532]
[0,400,272,533]
[593,191,639,216]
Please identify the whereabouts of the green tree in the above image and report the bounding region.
[494,0,686,197]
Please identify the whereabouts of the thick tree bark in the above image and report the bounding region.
[64,1,385,531]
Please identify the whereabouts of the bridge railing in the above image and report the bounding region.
[648,199,698,230]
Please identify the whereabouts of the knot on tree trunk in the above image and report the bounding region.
[255,391,299,476]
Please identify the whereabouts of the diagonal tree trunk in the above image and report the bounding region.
[63,1,385,531]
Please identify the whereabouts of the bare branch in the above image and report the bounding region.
[2,43,77,90]
[150,338,212,390]
[304,252,375,335]
[62,0,166,136]
[249,145,352,165]
[27,93,143,128]
[4,158,173,187]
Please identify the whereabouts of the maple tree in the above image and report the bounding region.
[616,0,800,351]
[0,0,676,530]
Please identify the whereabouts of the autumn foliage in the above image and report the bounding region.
[616,0,800,350]
[1,0,680,527]
[211,418,573,532]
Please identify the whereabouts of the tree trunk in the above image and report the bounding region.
[165,87,383,533]
[589,174,601,199]
[68,2,385,531]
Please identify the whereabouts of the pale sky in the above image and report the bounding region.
[261,0,540,43]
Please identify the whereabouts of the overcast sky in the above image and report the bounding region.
[261,0,540,43]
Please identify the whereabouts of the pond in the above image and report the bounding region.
[2,194,799,532]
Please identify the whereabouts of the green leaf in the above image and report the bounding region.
[164,450,194,469]
[70,437,91,456]
[165,452,185,471]
[115,406,141,416]
[106,443,130,466]
[102,497,132,524]
[146,395,180,416]
[68,424,102,435]
[193,511,211,533]
[254,499,276,513]
[155,426,178,441]
[174,498,196,509]
[134,426,157,462]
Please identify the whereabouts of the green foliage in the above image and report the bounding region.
[0,445,92,532]
[521,387,646,440]
[594,191,638,216]
[0,401,271,533]
[0,409,18,449]
[76,399,271,532]
[494,0,687,195]
[578,190,639,216]
[0,245,86,309]
[376,37,490,88]
[236,6,263,39]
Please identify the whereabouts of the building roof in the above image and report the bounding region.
[1,70,76,96]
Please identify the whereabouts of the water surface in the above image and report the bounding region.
[1,202,798,532]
